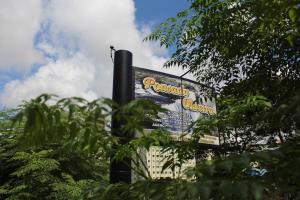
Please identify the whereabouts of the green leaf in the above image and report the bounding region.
[288,8,297,22]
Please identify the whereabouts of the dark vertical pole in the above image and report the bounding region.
[110,50,133,183]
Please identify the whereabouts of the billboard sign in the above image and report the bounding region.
[133,67,219,145]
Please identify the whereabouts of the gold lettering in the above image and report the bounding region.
[182,98,216,115]
[161,84,167,92]
[142,77,216,115]
[153,83,161,92]
[142,77,190,97]
[183,89,189,97]
[143,77,155,89]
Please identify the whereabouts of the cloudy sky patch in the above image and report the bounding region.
[0,0,189,107]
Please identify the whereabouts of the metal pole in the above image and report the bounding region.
[110,49,133,183]
[179,67,195,139]
[180,77,184,138]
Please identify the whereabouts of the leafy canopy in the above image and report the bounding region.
[1,0,300,199]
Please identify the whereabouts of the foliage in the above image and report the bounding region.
[143,0,300,198]
[0,95,174,199]
[12,94,113,155]
[0,96,109,200]
[145,0,299,87]
[1,0,300,199]
[1,93,300,199]
[145,0,300,138]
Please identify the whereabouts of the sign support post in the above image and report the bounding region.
[110,50,133,183]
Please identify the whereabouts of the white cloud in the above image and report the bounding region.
[0,54,97,107]
[44,0,168,67]
[0,0,43,71]
[0,0,191,107]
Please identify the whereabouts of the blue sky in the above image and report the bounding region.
[135,0,189,55]
[0,0,190,107]
[135,0,189,25]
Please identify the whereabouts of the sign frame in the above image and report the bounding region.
[132,66,220,146]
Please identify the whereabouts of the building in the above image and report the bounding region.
[132,145,196,181]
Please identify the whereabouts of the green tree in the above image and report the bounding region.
[0,95,111,200]
[144,0,300,150]
[145,0,300,139]
[143,0,300,199]
[0,95,169,200]
[1,94,299,199]
[1,0,300,199]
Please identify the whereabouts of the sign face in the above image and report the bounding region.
[133,67,219,145]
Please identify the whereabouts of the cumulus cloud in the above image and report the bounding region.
[0,0,189,107]
[44,0,168,67]
[0,54,97,107]
[0,0,43,71]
